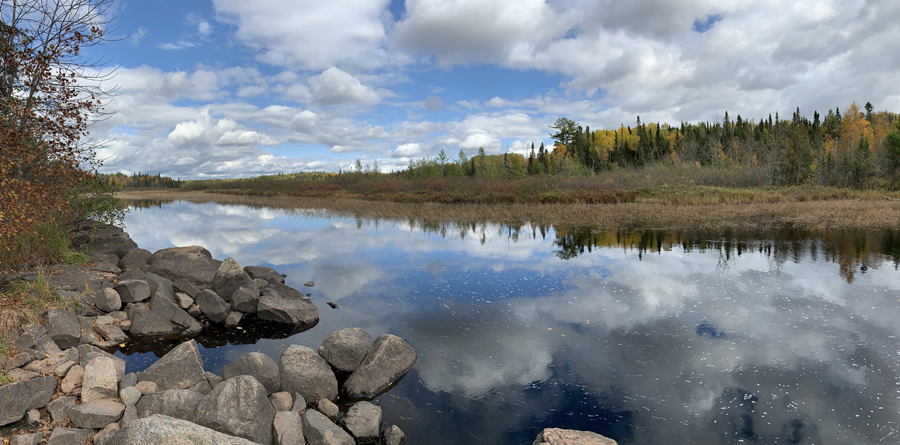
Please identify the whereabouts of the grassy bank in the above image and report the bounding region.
[118,189,900,231]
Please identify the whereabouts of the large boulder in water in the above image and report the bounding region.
[110,415,259,445]
[150,246,212,262]
[222,352,280,395]
[137,340,205,391]
[343,335,417,400]
[318,328,371,373]
[195,375,276,444]
[197,289,231,323]
[279,345,338,403]
[257,285,318,326]
[532,428,618,445]
[212,258,257,302]
[149,252,222,286]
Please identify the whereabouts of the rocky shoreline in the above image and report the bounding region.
[1,221,618,445]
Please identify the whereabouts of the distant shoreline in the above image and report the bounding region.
[116,189,900,231]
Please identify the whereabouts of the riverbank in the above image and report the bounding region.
[118,189,900,231]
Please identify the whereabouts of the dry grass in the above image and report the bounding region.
[0,272,78,360]
[119,189,900,231]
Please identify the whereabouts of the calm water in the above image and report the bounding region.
[117,199,900,445]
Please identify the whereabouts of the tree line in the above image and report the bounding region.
[105,172,184,188]
[404,102,900,188]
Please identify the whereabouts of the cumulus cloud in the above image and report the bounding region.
[308,67,382,107]
[392,143,423,157]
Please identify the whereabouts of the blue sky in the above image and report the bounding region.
[88,0,900,179]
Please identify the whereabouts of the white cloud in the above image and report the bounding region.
[308,67,382,107]
[392,143,423,158]
[130,26,147,46]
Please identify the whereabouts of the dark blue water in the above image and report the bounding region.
[117,199,900,445]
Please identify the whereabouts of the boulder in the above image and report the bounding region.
[137,340,205,391]
[195,375,276,444]
[4,351,32,369]
[134,381,158,395]
[119,248,152,271]
[279,345,338,403]
[46,427,96,445]
[317,398,339,422]
[318,328,371,372]
[230,286,260,313]
[9,433,42,445]
[14,323,48,352]
[383,425,406,445]
[7,368,38,381]
[120,372,137,389]
[149,292,180,320]
[47,396,77,424]
[128,304,180,336]
[222,352,280,395]
[0,375,57,426]
[197,289,231,323]
[253,278,269,290]
[149,253,221,286]
[291,393,307,412]
[111,415,259,445]
[244,265,285,285]
[224,310,243,328]
[205,371,223,389]
[55,360,76,377]
[120,403,138,426]
[48,265,109,293]
[150,246,213,262]
[93,422,121,445]
[45,309,81,350]
[120,386,142,405]
[343,401,382,444]
[61,364,84,394]
[175,292,194,308]
[82,356,119,403]
[94,324,127,343]
[274,411,305,445]
[270,392,294,412]
[344,334,418,400]
[92,287,122,313]
[86,234,138,257]
[145,273,175,300]
[301,409,354,445]
[189,379,212,395]
[92,259,122,275]
[68,399,125,428]
[257,288,319,326]
[532,428,618,445]
[114,280,151,304]
[135,389,204,422]
[212,258,257,302]
[173,279,201,298]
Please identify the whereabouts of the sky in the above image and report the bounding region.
[86,0,900,179]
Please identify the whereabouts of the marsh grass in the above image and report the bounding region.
[0,222,93,270]
[0,272,77,359]
[119,189,900,231]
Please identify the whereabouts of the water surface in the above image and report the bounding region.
[118,199,900,445]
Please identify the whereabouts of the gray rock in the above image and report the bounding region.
[94,324,127,343]
[222,352,280,395]
[120,320,132,331]
[92,287,123,313]
[205,371,223,389]
[304,281,314,287]
[257,287,319,326]
[9,433,42,445]
[95,315,115,325]
[343,401,382,444]
[119,248,152,271]
[48,264,110,292]
[270,391,294,412]
[47,395,77,423]
[55,360,76,377]
[7,368,38,381]
[317,398,339,422]
[93,422,121,445]
[274,411,305,445]
[173,279,201,298]
[145,273,175,300]
[244,265,285,285]
[45,309,81,350]
[344,334,418,400]
[109,310,128,321]
[137,340,205,391]
[291,393,307,412]
[197,289,231,323]
[128,304,180,336]
[120,386,142,405]
[111,414,259,444]
[301,409,355,445]
[151,246,213,262]
[318,328,371,372]
[182,318,203,336]
[149,253,222,286]
[25,408,40,424]
[115,280,151,304]
[76,344,102,364]
[82,356,119,403]
[68,399,125,428]
[119,403,137,426]
[186,304,202,318]
[253,278,269,290]
[175,292,194,308]
[118,268,148,283]
[224,310,243,328]
[230,286,260,313]
[195,375,276,444]
[3,351,32,369]
[87,234,138,257]
[135,389,204,422]
[61,364,84,394]
[121,372,137,389]
[134,381,158,395]
[0,375,57,426]
[532,428,618,445]
[189,379,212,395]
[46,427,96,445]
[149,292,180,320]
[92,259,122,275]
[14,323,48,352]
[212,258,257,303]
[279,345,338,403]
[383,425,406,445]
